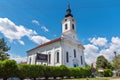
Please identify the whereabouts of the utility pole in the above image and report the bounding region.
[113,51,118,76]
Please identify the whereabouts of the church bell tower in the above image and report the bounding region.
[62,4,78,40]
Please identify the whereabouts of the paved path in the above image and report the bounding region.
[110,78,120,80]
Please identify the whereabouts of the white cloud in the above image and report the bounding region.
[32,20,49,32]
[84,44,98,54]
[112,37,120,44]
[99,49,114,61]
[18,40,25,45]
[84,37,120,65]
[32,20,40,25]
[41,26,49,32]
[30,35,49,44]
[84,44,99,65]
[110,37,120,51]
[9,53,27,63]
[0,18,49,45]
[89,37,107,47]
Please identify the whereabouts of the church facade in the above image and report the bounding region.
[27,5,85,68]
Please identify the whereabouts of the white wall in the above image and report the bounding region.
[61,39,85,68]
[27,39,85,68]
[27,41,62,66]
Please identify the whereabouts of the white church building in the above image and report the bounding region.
[27,4,85,68]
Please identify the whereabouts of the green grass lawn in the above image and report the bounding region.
[64,78,108,80]
[63,77,120,80]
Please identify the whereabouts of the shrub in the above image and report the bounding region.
[0,61,93,79]
[103,69,113,77]
[0,61,2,78]
[37,65,44,77]
[69,67,79,77]
[18,64,44,80]
[27,65,44,80]
[0,60,18,80]
[74,67,81,77]
[17,64,30,79]
[59,65,69,77]
[78,67,85,77]
[84,67,92,77]
[51,66,61,79]
[43,66,53,79]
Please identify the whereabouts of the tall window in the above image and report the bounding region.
[81,56,83,65]
[56,52,59,63]
[29,57,31,64]
[72,24,74,30]
[66,52,69,62]
[48,53,51,64]
[74,49,76,58]
[65,24,68,30]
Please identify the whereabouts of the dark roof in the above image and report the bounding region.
[27,37,61,52]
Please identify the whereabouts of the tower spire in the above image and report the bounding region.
[65,3,73,17]
[68,2,70,9]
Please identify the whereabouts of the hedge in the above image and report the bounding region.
[0,60,92,80]
[0,60,18,80]
[96,69,113,77]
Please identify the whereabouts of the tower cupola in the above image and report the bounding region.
[61,3,78,41]
[65,3,73,17]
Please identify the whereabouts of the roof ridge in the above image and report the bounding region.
[27,37,61,52]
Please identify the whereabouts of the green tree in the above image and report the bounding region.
[112,54,120,72]
[0,38,10,61]
[96,55,112,69]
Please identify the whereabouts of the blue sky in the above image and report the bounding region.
[0,0,120,64]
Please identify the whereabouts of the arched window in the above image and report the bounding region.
[48,53,51,64]
[81,56,83,65]
[56,51,59,63]
[65,24,68,30]
[72,24,74,30]
[66,52,69,62]
[74,49,76,58]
